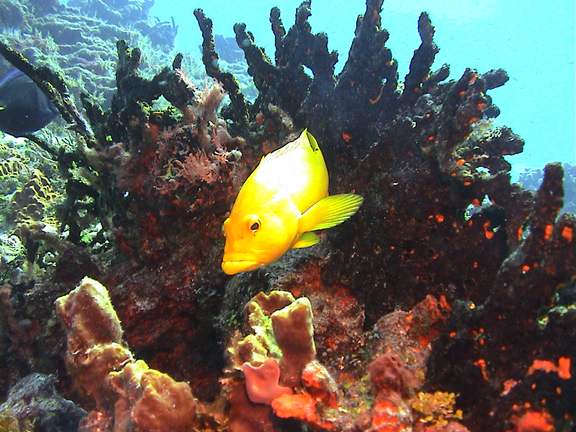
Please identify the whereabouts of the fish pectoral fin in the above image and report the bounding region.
[292,232,320,248]
[299,194,364,232]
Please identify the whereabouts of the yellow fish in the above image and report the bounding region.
[221,129,363,275]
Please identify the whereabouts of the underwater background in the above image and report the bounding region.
[0,0,575,431]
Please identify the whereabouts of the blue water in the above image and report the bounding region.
[150,0,575,177]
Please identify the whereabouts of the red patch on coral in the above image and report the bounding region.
[272,392,317,423]
[513,410,554,432]
[371,397,410,431]
[528,357,572,380]
[301,361,338,407]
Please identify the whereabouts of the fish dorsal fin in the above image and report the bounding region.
[262,129,318,164]
[304,129,320,152]
[299,194,364,232]
[292,232,320,249]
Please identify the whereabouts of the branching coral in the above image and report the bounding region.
[82,38,245,206]
[426,164,576,429]
[0,42,118,261]
[519,163,576,215]
[103,40,197,142]
[193,8,249,127]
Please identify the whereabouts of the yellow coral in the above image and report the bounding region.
[26,169,60,205]
[0,409,34,432]
[0,140,30,181]
[0,158,28,178]
[410,391,463,427]
[13,169,62,228]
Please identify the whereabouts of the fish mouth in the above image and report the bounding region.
[221,258,262,275]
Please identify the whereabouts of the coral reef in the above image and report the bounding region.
[0,134,62,282]
[0,373,85,432]
[0,0,183,107]
[52,281,468,431]
[0,0,574,431]
[220,289,467,431]
[55,277,202,431]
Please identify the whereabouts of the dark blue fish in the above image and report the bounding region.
[0,69,59,137]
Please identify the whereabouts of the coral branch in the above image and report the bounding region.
[401,12,439,104]
[334,0,398,118]
[105,40,197,141]
[193,8,249,126]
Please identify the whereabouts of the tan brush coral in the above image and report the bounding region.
[228,290,296,369]
[271,297,316,387]
[108,360,197,431]
[55,277,199,432]
[55,277,132,409]
[227,290,336,431]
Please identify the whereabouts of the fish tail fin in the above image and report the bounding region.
[299,194,364,232]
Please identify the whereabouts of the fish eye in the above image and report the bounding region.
[248,216,261,232]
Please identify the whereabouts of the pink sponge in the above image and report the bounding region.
[242,358,293,405]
